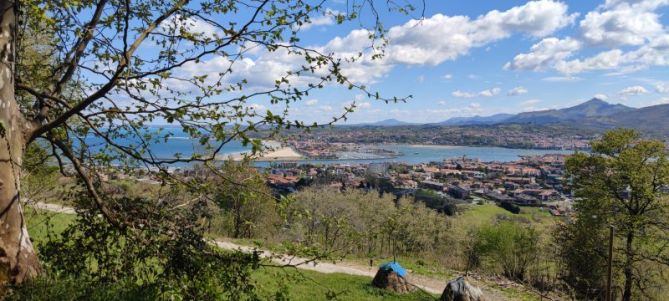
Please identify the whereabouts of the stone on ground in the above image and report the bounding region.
[371,262,414,293]
[440,276,485,301]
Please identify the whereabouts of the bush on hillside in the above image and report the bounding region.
[26,191,263,300]
[282,187,453,260]
[414,189,458,216]
[499,201,520,214]
[467,221,539,281]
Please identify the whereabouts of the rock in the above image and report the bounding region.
[371,268,414,293]
[440,276,485,301]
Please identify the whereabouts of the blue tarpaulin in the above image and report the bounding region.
[379,262,407,278]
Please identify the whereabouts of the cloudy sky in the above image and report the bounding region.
[176,0,669,124]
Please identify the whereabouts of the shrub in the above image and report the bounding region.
[30,192,263,300]
[469,221,539,281]
[283,187,453,260]
[499,201,520,214]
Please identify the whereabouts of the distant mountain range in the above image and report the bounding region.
[503,98,634,124]
[587,102,669,137]
[435,113,514,126]
[352,98,669,137]
[353,118,416,127]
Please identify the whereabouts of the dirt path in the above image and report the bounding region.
[30,201,77,214]
[30,202,521,299]
[212,240,445,294]
[30,202,445,293]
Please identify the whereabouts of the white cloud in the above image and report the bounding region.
[479,88,501,97]
[505,37,581,71]
[428,102,484,117]
[248,103,267,112]
[316,0,575,83]
[542,76,582,82]
[171,46,327,92]
[306,99,319,106]
[484,1,578,36]
[170,1,578,89]
[593,93,609,100]
[580,7,663,46]
[547,40,669,75]
[319,31,393,84]
[356,102,371,109]
[381,0,576,66]
[507,0,669,75]
[554,49,624,74]
[452,87,501,98]
[619,85,649,96]
[507,86,528,96]
[452,90,477,98]
[603,0,669,10]
[651,96,669,105]
[322,29,374,53]
[656,82,669,93]
[294,10,338,31]
[163,15,222,40]
[521,99,542,110]
[443,74,453,80]
[511,40,669,75]
[453,102,484,116]
[522,99,541,106]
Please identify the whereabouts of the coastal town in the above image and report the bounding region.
[259,153,573,215]
[282,124,596,150]
[200,138,575,216]
[129,152,576,217]
[12,0,669,299]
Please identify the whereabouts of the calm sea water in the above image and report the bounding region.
[250,144,574,167]
[82,127,247,164]
[324,144,573,164]
[83,127,575,167]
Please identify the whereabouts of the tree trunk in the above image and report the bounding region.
[0,0,41,285]
[622,230,634,301]
[233,199,241,238]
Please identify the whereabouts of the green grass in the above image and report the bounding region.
[252,267,544,301]
[253,267,437,301]
[453,203,557,238]
[24,208,76,245]
[214,203,559,282]
[23,208,438,301]
[495,285,544,301]
[347,256,457,280]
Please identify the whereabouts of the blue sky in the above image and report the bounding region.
[161,0,669,124]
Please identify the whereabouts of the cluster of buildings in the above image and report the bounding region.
[497,135,591,150]
[101,153,574,216]
[259,154,573,215]
[289,126,594,150]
